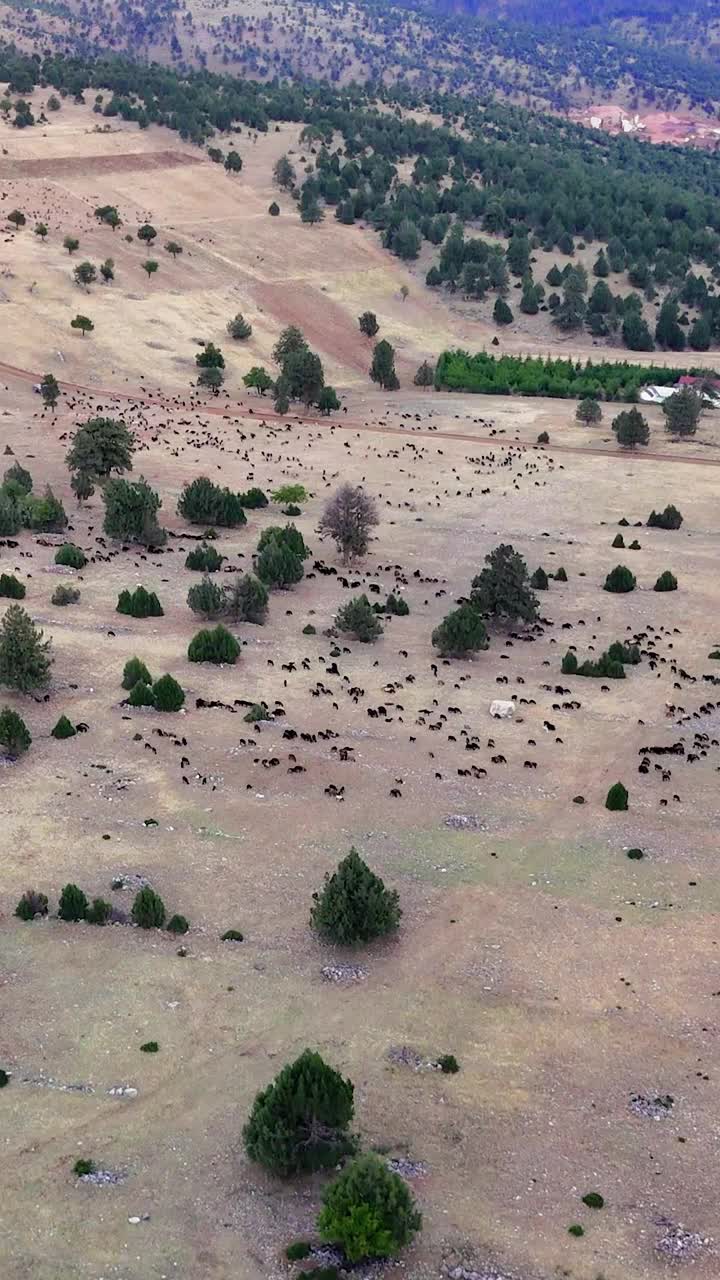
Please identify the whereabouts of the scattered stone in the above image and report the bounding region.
[321,963,368,983]
[111,872,150,892]
[20,1074,94,1095]
[630,1093,674,1118]
[655,1218,707,1263]
[78,1168,125,1186]
[387,1157,428,1179]
[107,1085,138,1098]
[444,814,484,831]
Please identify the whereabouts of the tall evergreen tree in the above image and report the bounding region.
[243,1050,356,1176]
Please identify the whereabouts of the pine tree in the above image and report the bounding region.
[470,544,539,626]
[223,575,268,624]
[604,565,636,593]
[58,883,88,922]
[51,714,76,739]
[0,605,52,693]
[178,476,246,527]
[369,341,399,390]
[152,674,185,711]
[0,706,32,755]
[654,570,678,592]
[311,848,401,945]
[335,595,383,642]
[662,387,701,437]
[432,603,488,657]
[605,782,629,811]
[255,539,304,588]
[530,567,549,590]
[122,657,153,690]
[188,624,240,664]
[187,577,226,618]
[576,398,602,425]
[132,887,166,928]
[243,1049,356,1176]
[317,1154,422,1262]
[612,409,649,450]
[493,297,513,325]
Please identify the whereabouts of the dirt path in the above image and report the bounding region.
[5,358,720,468]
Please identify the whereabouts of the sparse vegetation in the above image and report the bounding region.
[311,848,401,945]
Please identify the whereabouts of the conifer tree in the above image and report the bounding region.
[311,848,401,945]
[243,1049,356,1176]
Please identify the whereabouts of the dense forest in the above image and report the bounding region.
[3,39,720,352]
[434,351,716,398]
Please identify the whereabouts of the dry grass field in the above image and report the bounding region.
[1,86,720,1280]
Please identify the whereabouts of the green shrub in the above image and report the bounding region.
[708,649,720,660]
[654,570,677,592]
[185,544,224,572]
[554,566,568,582]
[244,703,266,723]
[86,897,111,925]
[335,595,383,642]
[530,566,549,590]
[285,1242,312,1261]
[73,1158,96,1177]
[58,883,88,922]
[628,539,641,550]
[188,624,240,664]
[582,1192,605,1209]
[238,487,268,509]
[561,651,578,675]
[283,504,301,517]
[0,1068,8,1088]
[255,539,304,588]
[603,565,636,593]
[303,623,316,635]
[537,431,549,444]
[568,1224,585,1238]
[178,476,247,527]
[51,714,76,739]
[647,504,683,530]
[256,523,308,559]
[272,484,307,505]
[438,1054,459,1073]
[3,461,33,494]
[317,1153,422,1262]
[0,707,32,756]
[122,657,152,690]
[627,847,644,860]
[385,592,409,616]
[51,584,80,606]
[187,577,226,618]
[152,674,185,711]
[116,586,163,617]
[128,681,156,707]
[14,889,48,920]
[55,543,87,569]
[311,848,401,945]
[167,913,189,934]
[612,533,625,548]
[606,641,641,665]
[432,603,488,658]
[243,1049,357,1176]
[131,886,166,928]
[605,782,629,811]
[140,1041,159,1052]
[221,928,244,942]
[224,574,268,624]
[0,573,25,599]
[24,487,67,532]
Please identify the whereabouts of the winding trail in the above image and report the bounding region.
[4,359,720,469]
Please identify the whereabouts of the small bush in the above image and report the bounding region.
[14,889,48,920]
[128,680,156,707]
[167,913,189,934]
[612,533,625,548]
[568,1224,584,1238]
[140,1041,159,1053]
[385,592,409,616]
[255,538,304,589]
[561,651,578,675]
[605,782,629,811]
[52,584,80,606]
[122,657,152,690]
[58,883,88,922]
[185,544,225,572]
[244,703,266,723]
[432,603,488,658]
[0,573,25,599]
[285,1242,312,1261]
[311,848,401,945]
[530,566,549,590]
[188,624,240,664]
[438,1054,459,1074]
[317,1153,422,1262]
[55,543,87,569]
[51,714,76,739]
[221,928,244,942]
[73,1159,96,1177]
[537,430,549,444]
[187,577,226,618]
[272,484,307,505]
[647,504,683,530]
[238,487,268,509]
[116,586,163,617]
[86,897,111,925]
[152,673,185,711]
[554,566,568,582]
[131,886,166,928]
[627,847,644,860]
[0,707,32,756]
[582,1192,605,1209]
[654,570,677,592]
[628,539,641,550]
[603,565,636,593]
[0,1069,8,1088]
[335,595,383,642]
[283,504,301,516]
[303,623,316,635]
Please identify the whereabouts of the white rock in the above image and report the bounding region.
[490,699,515,719]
